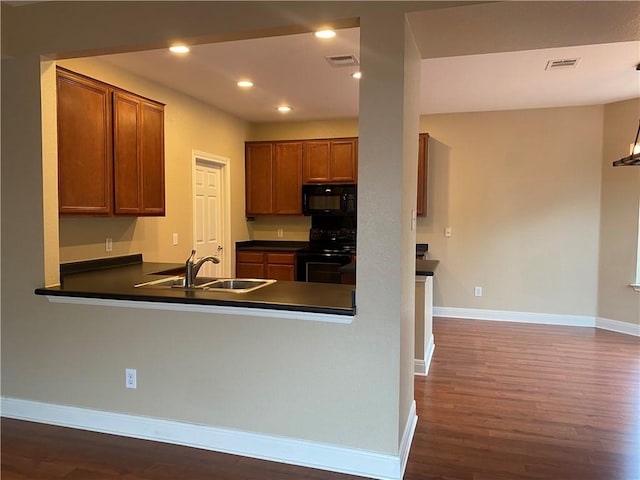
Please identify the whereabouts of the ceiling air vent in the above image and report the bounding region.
[325,54,360,68]
[545,58,580,70]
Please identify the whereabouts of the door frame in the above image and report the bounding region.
[191,150,232,277]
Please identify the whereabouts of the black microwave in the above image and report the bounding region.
[302,184,356,216]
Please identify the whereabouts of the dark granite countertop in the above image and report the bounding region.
[35,257,355,316]
[236,240,309,252]
[339,258,439,276]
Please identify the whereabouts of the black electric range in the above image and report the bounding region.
[297,217,356,283]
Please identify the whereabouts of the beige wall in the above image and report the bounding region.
[598,98,640,325]
[418,107,604,316]
[46,57,251,278]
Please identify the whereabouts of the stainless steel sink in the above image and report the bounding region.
[205,278,276,293]
[134,275,218,289]
[135,276,276,293]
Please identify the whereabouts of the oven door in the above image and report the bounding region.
[297,252,352,284]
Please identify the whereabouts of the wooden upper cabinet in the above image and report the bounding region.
[57,67,165,217]
[329,138,358,182]
[302,138,358,183]
[113,91,141,215]
[140,100,165,215]
[417,133,429,216]
[245,141,302,216]
[245,143,274,215]
[113,92,166,216]
[273,142,302,214]
[57,68,113,215]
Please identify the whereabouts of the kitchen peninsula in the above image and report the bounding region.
[35,254,356,323]
[35,252,439,326]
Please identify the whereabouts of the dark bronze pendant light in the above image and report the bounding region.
[613,119,640,167]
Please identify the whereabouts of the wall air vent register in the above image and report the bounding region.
[545,58,581,70]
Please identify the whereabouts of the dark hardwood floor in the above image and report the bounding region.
[2,318,639,480]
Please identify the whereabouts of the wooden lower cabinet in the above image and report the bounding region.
[235,251,265,278]
[236,251,296,281]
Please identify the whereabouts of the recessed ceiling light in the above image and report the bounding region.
[237,80,254,88]
[277,106,292,113]
[315,29,336,39]
[169,45,190,54]
[351,72,362,79]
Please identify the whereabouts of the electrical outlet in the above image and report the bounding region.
[172,233,179,245]
[474,286,483,297]
[277,228,284,238]
[445,227,452,238]
[105,238,113,252]
[125,368,137,389]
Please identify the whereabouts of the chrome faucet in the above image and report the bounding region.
[185,249,220,288]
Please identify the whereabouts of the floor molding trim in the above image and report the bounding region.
[434,306,594,327]
[414,335,435,376]
[413,359,426,376]
[1,397,410,480]
[399,400,417,479]
[596,317,640,337]
[434,307,639,337]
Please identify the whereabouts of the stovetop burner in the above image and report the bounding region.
[309,228,356,243]
[305,227,356,255]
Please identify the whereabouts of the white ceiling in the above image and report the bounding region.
[95,3,640,123]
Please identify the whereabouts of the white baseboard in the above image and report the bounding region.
[596,317,640,336]
[433,306,639,337]
[399,400,417,479]
[1,397,415,480]
[414,335,435,376]
[433,306,594,327]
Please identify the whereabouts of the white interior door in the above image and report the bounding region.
[193,159,225,278]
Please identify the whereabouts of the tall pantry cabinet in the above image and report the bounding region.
[56,67,165,216]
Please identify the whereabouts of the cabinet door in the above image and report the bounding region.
[114,92,165,216]
[246,143,273,215]
[302,140,331,183]
[417,133,429,216]
[303,139,357,183]
[266,264,296,281]
[57,68,113,214]
[236,262,265,278]
[236,251,266,278]
[140,101,165,215]
[330,138,358,182]
[266,252,296,280]
[113,91,142,215]
[273,142,302,214]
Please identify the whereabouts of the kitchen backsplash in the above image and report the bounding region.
[247,216,311,241]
